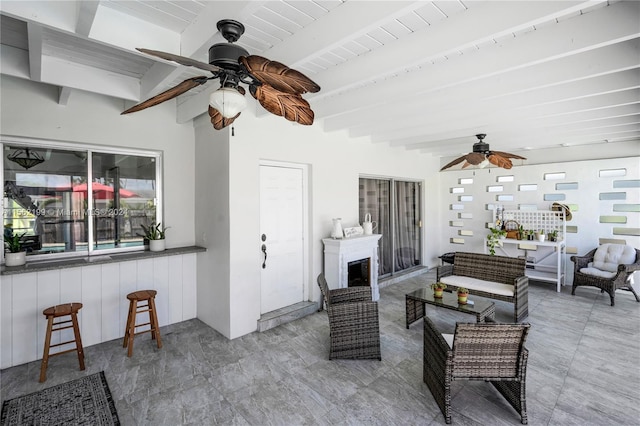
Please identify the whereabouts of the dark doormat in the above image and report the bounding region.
[1,371,120,425]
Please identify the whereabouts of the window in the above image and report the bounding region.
[3,140,161,261]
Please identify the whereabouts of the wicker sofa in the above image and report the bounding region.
[437,252,528,322]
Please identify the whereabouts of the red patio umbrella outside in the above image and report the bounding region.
[57,183,138,199]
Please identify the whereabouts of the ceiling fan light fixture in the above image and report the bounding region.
[478,157,490,168]
[209,86,247,118]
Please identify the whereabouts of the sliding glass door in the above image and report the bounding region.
[394,181,422,272]
[359,177,422,277]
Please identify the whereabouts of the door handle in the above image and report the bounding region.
[261,244,267,269]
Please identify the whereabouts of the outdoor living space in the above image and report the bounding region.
[1,270,638,425]
[1,1,640,424]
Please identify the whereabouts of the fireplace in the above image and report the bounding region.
[348,258,370,287]
[322,234,382,300]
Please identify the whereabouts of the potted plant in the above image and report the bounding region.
[139,222,169,252]
[431,282,447,298]
[457,287,469,305]
[517,224,525,240]
[487,227,506,255]
[535,229,546,242]
[548,230,558,242]
[526,229,534,241]
[4,231,27,266]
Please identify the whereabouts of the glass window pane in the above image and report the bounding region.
[3,146,88,256]
[91,152,157,251]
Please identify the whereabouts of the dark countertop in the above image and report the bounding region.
[1,246,206,275]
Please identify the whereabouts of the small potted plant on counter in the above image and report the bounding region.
[4,229,27,266]
[457,287,469,305]
[431,282,447,298]
[140,222,169,252]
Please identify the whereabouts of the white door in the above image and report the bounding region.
[259,164,305,314]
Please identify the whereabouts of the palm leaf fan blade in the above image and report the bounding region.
[465,152,486,165]
[122,77,209,114]
[241,56,320,95]
[490,150,527,160]
[487,153,513,169]
[440,155,467,171]
[136,48,220,73]
[208,106,239,130]
[250,84,315,125]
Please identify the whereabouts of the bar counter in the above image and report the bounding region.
[1,246,206,369]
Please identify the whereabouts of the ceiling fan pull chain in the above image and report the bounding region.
[232,125,235,136]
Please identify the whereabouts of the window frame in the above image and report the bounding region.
[2,136,163,262]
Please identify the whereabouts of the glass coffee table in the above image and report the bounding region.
[406,287,495,328]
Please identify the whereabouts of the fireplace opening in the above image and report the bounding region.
[348,258,370,287]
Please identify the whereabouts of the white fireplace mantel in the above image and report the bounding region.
[322,234,382,301]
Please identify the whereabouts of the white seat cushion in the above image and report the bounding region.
[592,244,636,272]
[442,333,454,348]
[440,275,514,297]
[580,267,616,279]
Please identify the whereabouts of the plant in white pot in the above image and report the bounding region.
[4,231,27,266]
[140,222,169,252]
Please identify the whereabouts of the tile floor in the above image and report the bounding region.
[2,269,639,425]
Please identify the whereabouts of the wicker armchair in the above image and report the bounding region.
[423,316,530,424]
[316,274,381,360]
[571,244,640,306]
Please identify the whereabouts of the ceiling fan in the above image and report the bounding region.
[121,19,320,130]
[440,134,526,171]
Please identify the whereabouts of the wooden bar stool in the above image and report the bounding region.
[123,290,162,357]
[39,303,85,382]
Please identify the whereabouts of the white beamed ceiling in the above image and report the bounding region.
[1,0,638,163]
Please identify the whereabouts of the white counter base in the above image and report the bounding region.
[0,253,198,369]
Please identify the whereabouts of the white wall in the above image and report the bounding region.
[0,76,196,248]
[193,107,441,339]
[439,156,640,287]
[193,123,231,336]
